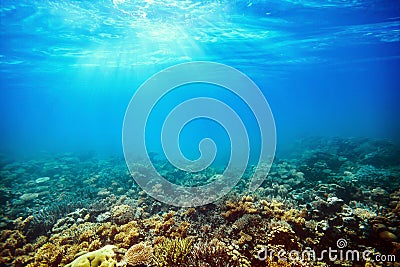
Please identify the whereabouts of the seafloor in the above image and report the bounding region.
[0,137,399,266]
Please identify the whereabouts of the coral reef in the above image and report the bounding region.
[34,242,63,266]
[112,205,134,225]
[188,238,244,267]
[0,137,399,266]
[153,237,193,267]
[64,245,117,267]
[221,195,258,221]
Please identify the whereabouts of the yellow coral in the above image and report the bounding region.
[354,208,376,220]
[79,229,95,242]
[281,209,306,226]
[64,245,117,267]
[225,243,251,267]
[222,198,258,221]
[238,231,252,246]
[153,237,193,267]
[88,238,102,251]
[34,242,63,267]
[242,195,254,202]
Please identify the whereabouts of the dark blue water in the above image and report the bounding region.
[1,0,400,158]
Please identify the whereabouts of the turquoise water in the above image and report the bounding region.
[1,0,399,158]
[1,2,400,265]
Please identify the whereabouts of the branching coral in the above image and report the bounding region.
[222,196,258,221]
[188,239,247,267]
[238,231,252,246]
[155,214,175,235]
[0,229,26,253]
[34,242,63,267]
[153,237,193,267]
[114,221,141,249]
[0,229,29,265]
[153,211,191,239]
[260,199,306,228]
[181,207,197,220]
[267,224,300,251]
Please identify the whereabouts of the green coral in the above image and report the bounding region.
[153,237,193,267]
[64,245,117,267]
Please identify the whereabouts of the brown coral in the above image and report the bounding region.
[124,242,153,266]
[34,242,63,267]
[222,196,258,221]
[267,224,300,251]
[238,231,252,246]
[188,239,244,267]
[1,229,26,253]
[182,207,197,219]
[112,204,135,225]
[153,237,193,267]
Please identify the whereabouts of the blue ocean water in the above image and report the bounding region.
[2,2,400,265]
[1,0,400,159]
